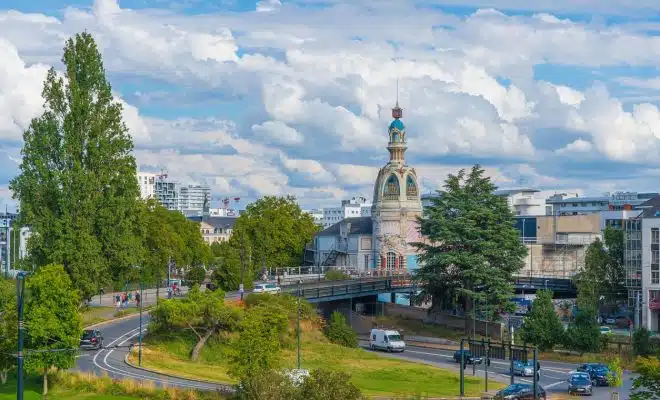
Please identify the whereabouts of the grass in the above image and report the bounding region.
[80,306,149,327]
[0,375,136,400]
[373,315,468,341]
[131,323,504,398]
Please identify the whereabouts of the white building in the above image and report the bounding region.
[209,208,239,217]
[180,184,211,217]
[187,216,237,245]
[641,216,660,333]
[304,209,324,226]
[320,197,372,228]
[137,172,156,199]
[493,189,553,216]
[547,192,658,216]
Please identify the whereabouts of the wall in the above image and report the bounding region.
[384,304,503,339]
[536,214,601,241]
[518,243,586,278]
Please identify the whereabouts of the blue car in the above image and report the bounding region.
[577,363,611,386]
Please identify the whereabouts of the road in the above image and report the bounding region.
[77,315,636,399]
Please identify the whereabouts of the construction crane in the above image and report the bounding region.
[156,169,168,180]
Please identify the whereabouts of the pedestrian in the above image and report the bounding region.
[167,286,172,299]
[115,294,121,310]
[135,291,141,308]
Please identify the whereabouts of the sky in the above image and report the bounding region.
[3,0,660,211]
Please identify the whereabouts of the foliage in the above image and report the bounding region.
[243,293,317,322]
[186,265,207,288]
[216,196,318,282]
[0,280,17,384]
[297,369,363,400]
[233,369,297,400]
[631,356,660,400]
[228,304,289,379]
[607,357,624,389]
[602,227,626,300]
[414,165,527,317]
[634,328,654,356]
[10,33,142,301]
[24,264,82,394]
[325,268,350,281]
[519,290,564,352]
[150,289,242,360]
[210,241,244,291]
[324,312,358,348]
[562,309,602,354]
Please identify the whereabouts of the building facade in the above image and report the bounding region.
[312,217,373,269]
[641,216,660,333]
[319,197,372,228]
[547,192,658,216]
[494,189,550,216]
[137,172,156,199]
[187,216,237,245]
[180,184,211,217]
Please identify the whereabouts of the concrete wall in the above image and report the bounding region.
[384,303,504,339]
[519,243,587,278]
[536,214,601,241]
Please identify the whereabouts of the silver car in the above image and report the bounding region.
[513,360,536,377]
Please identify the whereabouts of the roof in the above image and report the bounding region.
[315,217,373,236]
[639,196,660,218]
[494,188,540,196]
[389,119,405,132]
[545,196,609,204]
[187,216,237,229]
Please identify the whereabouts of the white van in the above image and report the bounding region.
[370,329,405,352]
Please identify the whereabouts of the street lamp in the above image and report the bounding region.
[16,271,28,400]
[297,279,302,370]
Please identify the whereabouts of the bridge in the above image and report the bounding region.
[513,277,576,297]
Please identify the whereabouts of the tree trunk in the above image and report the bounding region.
[191,329,214,361]
[0,369,7,384]
[43,368,48,397]
[464,296,470,333]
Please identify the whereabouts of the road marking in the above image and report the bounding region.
[544,380,567,389]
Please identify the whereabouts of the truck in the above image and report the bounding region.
[369,329,406,352]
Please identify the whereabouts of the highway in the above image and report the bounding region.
[76,314,636,399]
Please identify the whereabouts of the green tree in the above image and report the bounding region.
[414,165,527,324]
[607,356,624,391]
[634,328,654,356]
[297,369,363,400]
[631,356,660,400]
[228,304,288,379]
[563,309,601,354]
[210,241,243,291]
[0,279,17,384]
[603,227,626,300]
[231,196,318,275]
[10,32,142,301]
[519,290,564,352]
[24,264,82,395]
[186,265,206,288]
[324,311,358,348]
[325,268,350,281]
[575,238,609,316]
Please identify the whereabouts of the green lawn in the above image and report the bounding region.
[81,306,147,327]
[0,376,136,400]
[132,325,503,398]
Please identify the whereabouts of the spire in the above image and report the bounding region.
[392,78,402,119]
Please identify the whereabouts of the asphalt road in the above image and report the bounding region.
[77,314,637,399]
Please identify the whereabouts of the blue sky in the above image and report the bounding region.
[3,0,660,211]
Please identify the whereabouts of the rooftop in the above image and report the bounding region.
[493,188,541,196]
[187,215,237,229]
[545,196,609,204]
[315,216,373,236]
[639,196,660,218]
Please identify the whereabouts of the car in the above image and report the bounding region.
[568,373,593,395]
[513,361,540,378]
[370,329,406,352]
[494,383,546,400]
[577,363,611,386]
[453,350,483,365]
[605,316,617,325]
[80,329,104,350]
[599,326,613,335]
[252,283,281,294]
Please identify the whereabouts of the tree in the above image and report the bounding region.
[296,369,363,400]
[10,32,142,301]
[324,311,358,348]
[325,268,350,281]
[414,165,527,324]
[0,280,17,384]
[186,265,206,288]
[210,241,243,291]
[563,309,601,354]
[576,238,609,315]
[631,356,660,400]
[634,328,654,356]
[231,196,318,274]
[519,290,564,352]
[24,264,82,395]
[228,304,289,379]
[233,369,297,400]
[602,227,626,300]
[607,357,624,392]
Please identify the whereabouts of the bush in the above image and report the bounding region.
[324,311,358,348]
[297,369,363,400]
[633,327,653,356]
[233,370,296,400]
[563,309,601,354]
[244,293,317,322]
[186,265,207,288]
[325,268,350,281]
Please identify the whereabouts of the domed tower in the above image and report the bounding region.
[371,101,423,274]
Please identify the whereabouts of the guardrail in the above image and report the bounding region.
[282,276,415,301]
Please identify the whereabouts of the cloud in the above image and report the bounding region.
[557,139,593,154]
[252,121,304,146]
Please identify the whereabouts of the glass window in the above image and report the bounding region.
[652,228,659,244]
[386,252,397,270]
[364,255,369,269]
[652,250,659,265]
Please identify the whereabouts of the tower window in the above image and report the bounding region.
[386,251,397,270]
[384,174,400,200]
[406,175,418,199]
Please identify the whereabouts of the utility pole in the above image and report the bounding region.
[138,270,143,367]
[297,279,302,369]
[239,233,246,300]
[16,272,26,400]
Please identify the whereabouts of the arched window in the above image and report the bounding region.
[386,252,397,270]
[383,174,400,200]
[406,175,418,199]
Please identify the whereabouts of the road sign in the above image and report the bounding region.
[239,284,244,293]
[507,315,524,330]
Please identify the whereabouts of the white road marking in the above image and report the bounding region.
[544,380,567,389]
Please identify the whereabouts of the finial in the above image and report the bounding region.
[396,78,399,107]
[392,79,403,119]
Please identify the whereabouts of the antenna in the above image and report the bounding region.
[396,77,399,107]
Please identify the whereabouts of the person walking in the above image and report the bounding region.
[135,291,141,308]
[115,294,121,310]
[167,286,172,299]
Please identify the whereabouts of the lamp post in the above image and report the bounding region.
[139,280,143,367]
[16,271,27,400]
[297,279,302,369]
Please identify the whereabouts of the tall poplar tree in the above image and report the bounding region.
[10,32,142,300]
[414,165,527,326]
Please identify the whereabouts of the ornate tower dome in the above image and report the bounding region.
[370,100,423,274]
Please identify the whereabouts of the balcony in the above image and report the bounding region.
[649,299,660,311]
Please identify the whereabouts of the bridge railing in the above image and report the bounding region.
[280,274,416,300]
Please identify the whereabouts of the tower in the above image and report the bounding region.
[371,100,423,273]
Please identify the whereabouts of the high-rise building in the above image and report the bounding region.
[137,172,156,199]
[154,178,179,211]
[180,184,211,217]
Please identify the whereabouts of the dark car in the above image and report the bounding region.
[80,329,104,350]
[494,383,546,400]
[453,350,483,365]
[568,373,593,395]
[577,363,611,386]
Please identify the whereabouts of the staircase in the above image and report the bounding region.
[322,250,339,266]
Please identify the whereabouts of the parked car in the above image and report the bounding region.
[453,350,482,365]
[568,373,593,395]
[370,329,405,352]
[513,360,539,379]
[252,283,281,294]
[615,316,631,328]
[80,329,104,350]
[599,326,613,335]
[577,363,611,386]
[494,384,546,400]
[604,316,617,325]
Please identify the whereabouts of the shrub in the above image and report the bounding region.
[633,327,653,356]
[297,369,363,400]
[324,311,358,348]
[324,268,350,281]
[186,265,207,288]
[244,293,317,322]
[233,370,296,400]
[563,309,601,354]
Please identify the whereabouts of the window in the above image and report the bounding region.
[406,175,418,199]
[386,252,397,270]
[572,203,578,207]
[652,250,659,265]
[383,175,400,200]
[364,255,369,269]
[652,228,659,245]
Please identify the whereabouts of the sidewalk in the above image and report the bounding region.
[87,286,190,307]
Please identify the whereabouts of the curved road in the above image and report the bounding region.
[77,313,635,399]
